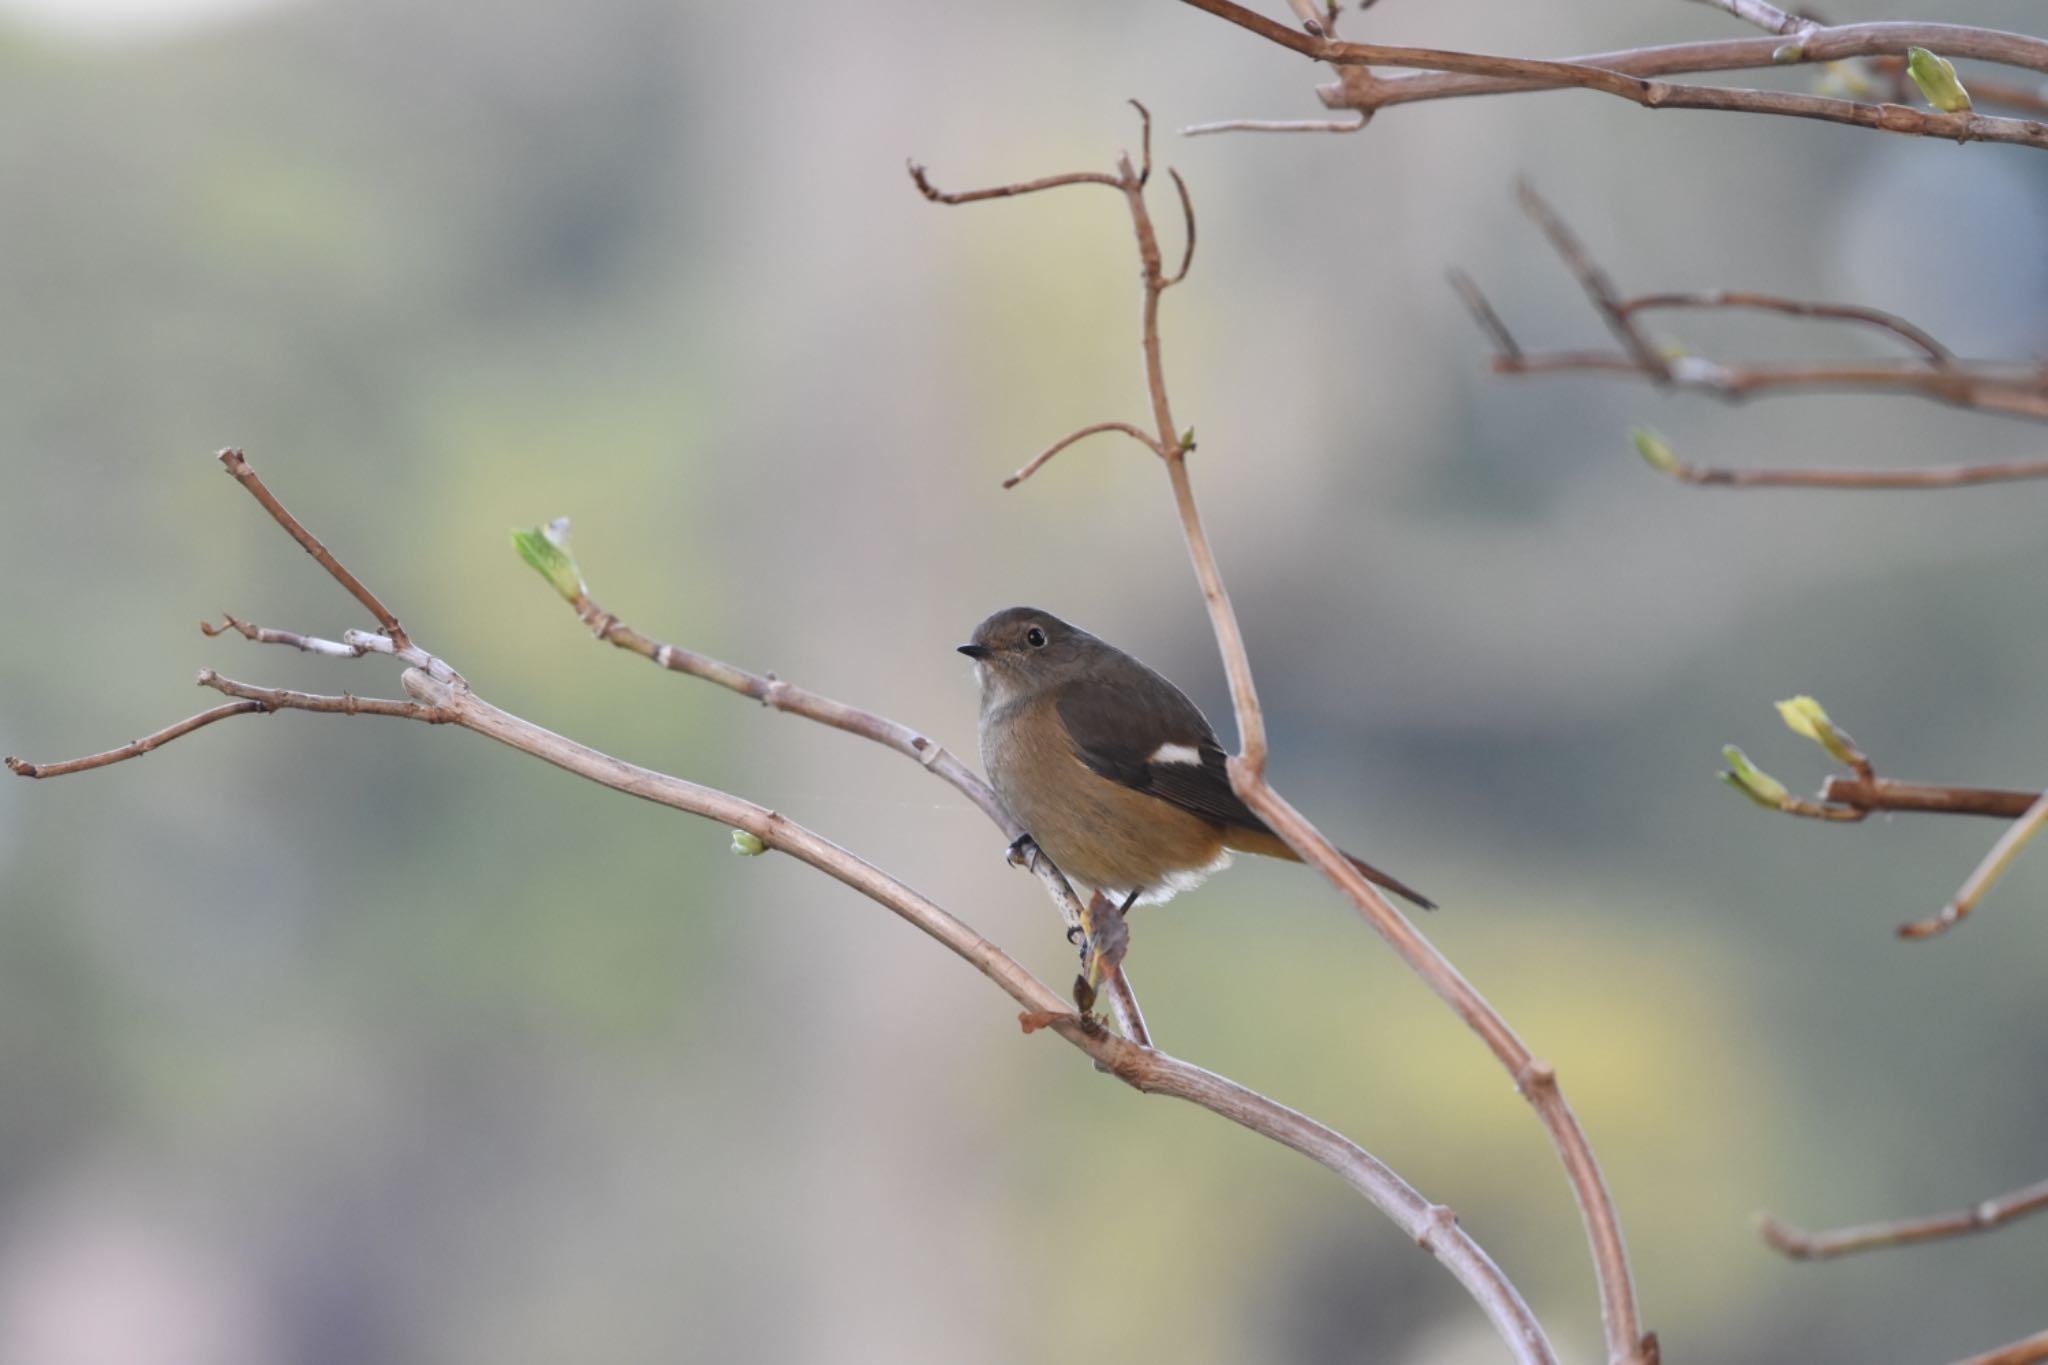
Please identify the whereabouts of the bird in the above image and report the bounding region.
[959,606,1433,917]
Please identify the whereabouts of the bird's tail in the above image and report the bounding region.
[1222,827,1436,911]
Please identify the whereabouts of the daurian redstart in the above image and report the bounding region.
[960,607,1432,913]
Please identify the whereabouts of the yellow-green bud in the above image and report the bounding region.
[730,830,767,856]
[1776,695,1858,767]
[1631,427,1680,476]
[512,518,585,603]
[1721,745,1790,809]
[1906,48,1973,113]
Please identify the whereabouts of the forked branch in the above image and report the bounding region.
[1455,188,2048,435]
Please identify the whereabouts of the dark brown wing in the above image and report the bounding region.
[1055,672,1438,911]
[1053,674,1268,833]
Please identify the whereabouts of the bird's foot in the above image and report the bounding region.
[1005,833,1040,871]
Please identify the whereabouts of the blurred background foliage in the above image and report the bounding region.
[2,0,2046,1361]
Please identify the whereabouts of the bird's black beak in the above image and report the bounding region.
[957,643,989,659]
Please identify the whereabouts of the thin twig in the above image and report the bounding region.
[6,701,271,778]
[1003,422,1164,489]
[551,564,1151,1045]
[907,162,1120,204]
[1182,114,1369,136]
[1446,269,1522,364]
[1758,1175,2048,1260]
[1686,0,1813,37]
[1622,291,1953,366]
[197,669,449,723]
[201,613,373,657]
[1647,448,2048,490]
[1899,789,2048,939]
[1819,776,2043,819]
[1517,183,1670,383]
[217,449,410,648]
[918,118,1652,1365]
[1162,169,1197,288]
[1950,1328,2048,1365]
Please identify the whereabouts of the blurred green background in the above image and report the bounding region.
[3,0,2046,1361]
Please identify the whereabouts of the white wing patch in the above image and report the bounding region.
[1148,742,1203,766]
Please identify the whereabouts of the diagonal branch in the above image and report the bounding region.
[1950,1328,2048,1365]
[1899,789,2048,940]
[1517,183,1670,383]
[918,115,1653,1365]
[6,700,272,778]
[1758,1174,2048,1260]
[218,449,411,648]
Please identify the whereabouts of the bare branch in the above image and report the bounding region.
[920,119,1652,1365]
[1003,422,1164,489]
[1640,444,2048,491]
[197,669,449,723]
[1899,789,2048,940]
[1162,168,1197,288]
[1445,269,1522,364]
[1622,291,1954,366]
[1820,776,2043,819]
[906,161,1120,203]
[201,613,372,658]
[6,701,271,778]
[1517,184,1671,383]
[1950,1328,2048,1365]
[217,449,410,649]
[1182,113,1369,136]
[1758,1175,2048,1260]
[1685,0,1813,37]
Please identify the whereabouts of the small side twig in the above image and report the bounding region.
[1622,291,1953,366]
[201,613,373,658]
[217,449,410,648]
[1758,1174,2048,1260]
[1899,788,2048,940]
[1949,1329,2048,1365]
[5,700,271,778]
[1517,183,1670,383]
[1819,775,2043,819]
[1003,422,1164,489]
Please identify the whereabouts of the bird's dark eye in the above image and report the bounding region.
[1025,627,1047,648]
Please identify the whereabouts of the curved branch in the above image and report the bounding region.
[920,123,1652,1365]
[1003,421,1164,489]
[5,700,272,778]
[1758,1175,2048,1260]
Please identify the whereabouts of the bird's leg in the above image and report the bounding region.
[1005,832,1039,871]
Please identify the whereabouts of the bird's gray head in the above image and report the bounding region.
[958,607,1102,708]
